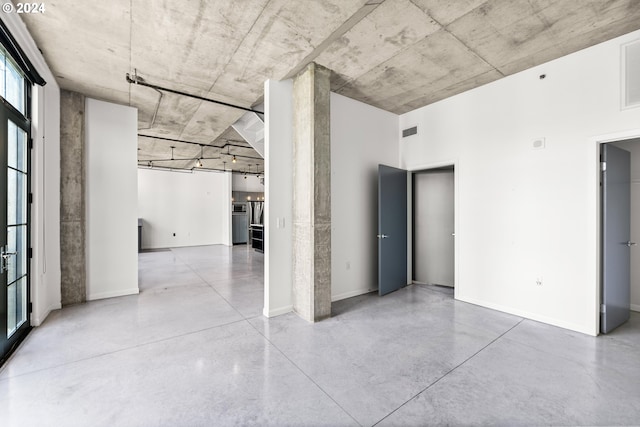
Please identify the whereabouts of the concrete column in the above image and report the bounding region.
[59,90,86,305]
[292,63,332,322]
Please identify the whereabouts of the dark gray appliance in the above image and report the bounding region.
[232,203,249,244]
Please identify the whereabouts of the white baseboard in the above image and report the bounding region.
[263,305,293,318]
[631,304,640,313]
[332,288,377,302]
[31,301,62,326]
[458,295,597,336]
[87,287,139,301]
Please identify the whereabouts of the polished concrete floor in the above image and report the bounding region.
[1,244,640,426]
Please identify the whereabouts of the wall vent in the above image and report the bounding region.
[402,126,417,138]
[623,39,640,109]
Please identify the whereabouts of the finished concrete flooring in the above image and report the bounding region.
[1,244,639,426]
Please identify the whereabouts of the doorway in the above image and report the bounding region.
[0,97,31,361]
[412,166,455,288]
[600,138,640,334]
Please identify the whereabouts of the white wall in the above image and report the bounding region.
[264,79,294,317]
[138,168,232,248]
[330,93,399,301]
[232,173,264,192]
[400,29,640,336]
[611,139,640,312]
[85,98,138,300]
[4,13,62,325]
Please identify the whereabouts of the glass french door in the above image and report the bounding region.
[0,99,30,360]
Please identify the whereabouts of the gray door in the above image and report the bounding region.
[601,144,632,333]
[378,164,407,295]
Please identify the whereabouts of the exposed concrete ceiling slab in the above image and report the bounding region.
[448,0,640,76]
[129,0,270,94]
[30,0,131,100]
[178,102,245,143]
[408,0,488,25]
[207,0,369,104]
[335,29,497,112]
[446,0,569,75]
[133,91,202,138]
[315,0,440,83]
[535,0,640,57]
[18,0,640,172]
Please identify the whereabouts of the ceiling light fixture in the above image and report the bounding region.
[227,146,237,163]
[196,145,204,168]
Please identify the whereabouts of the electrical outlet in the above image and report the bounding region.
[536,277,543,286]
[173,233,176,237]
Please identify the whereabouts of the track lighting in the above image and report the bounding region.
[148,161,153,168]
[196,159,203,168]
[232,155,237,163]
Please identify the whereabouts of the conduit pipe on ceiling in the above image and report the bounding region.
[137,164,263,175]
[138,134,264,161]
[138,134,259,154]
[126,72,264,115]
[137,87,163,131]
[137,156,222,163]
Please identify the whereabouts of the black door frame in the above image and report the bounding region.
[0,90,32,364]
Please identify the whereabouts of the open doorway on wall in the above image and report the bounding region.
[600,137,640,334]
[412,166,455,291]
[136,125,266,318]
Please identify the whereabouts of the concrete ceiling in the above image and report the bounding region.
[19,0,640,172]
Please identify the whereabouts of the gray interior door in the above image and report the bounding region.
[601,144,632,333]
[378,164,407,296]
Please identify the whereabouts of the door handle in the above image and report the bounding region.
[377,234,388,239]
[1,247,16,273]
[626,241,637,247]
